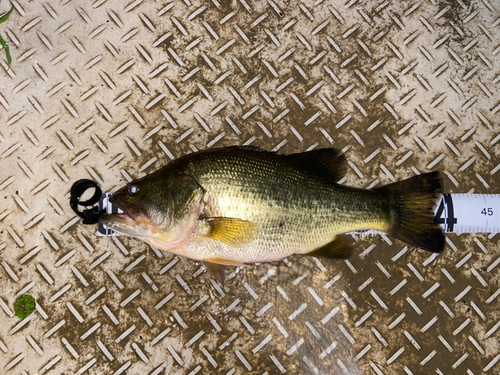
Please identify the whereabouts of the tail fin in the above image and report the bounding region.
[375,172,445,253]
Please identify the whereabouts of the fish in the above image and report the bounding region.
[100,146,445,275]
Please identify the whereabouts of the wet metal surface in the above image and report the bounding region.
[0,0,499,374]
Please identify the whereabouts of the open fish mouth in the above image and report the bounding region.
[99,213,136,225]
[99,212,155,238]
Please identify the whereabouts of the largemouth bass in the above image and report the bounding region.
[100,147,444,271]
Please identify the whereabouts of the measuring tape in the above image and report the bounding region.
[96,193,500,236]
[436,194,499,233]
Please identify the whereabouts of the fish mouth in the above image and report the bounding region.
[99,213,148,237]
[108,196,142,221]
[99,213,136,225]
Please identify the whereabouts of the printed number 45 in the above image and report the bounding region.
[481,208,493,216]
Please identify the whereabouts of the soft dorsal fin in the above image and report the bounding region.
[287,148,347,182]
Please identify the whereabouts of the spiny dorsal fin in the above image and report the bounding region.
[307,235,354,260]
[203,217,259,247]
[287,148,347,182]
[228,145,266,152]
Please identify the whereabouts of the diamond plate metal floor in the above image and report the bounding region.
[1,0,500,374]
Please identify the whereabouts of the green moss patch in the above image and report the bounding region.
[14,295,36,319]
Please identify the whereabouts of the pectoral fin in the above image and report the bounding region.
[307,235,354,259]
[203,217,259,247]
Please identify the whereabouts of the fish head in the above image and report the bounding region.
[100,176,175,237]
[99,173,204,246]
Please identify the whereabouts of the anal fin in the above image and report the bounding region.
[307,235,354,260]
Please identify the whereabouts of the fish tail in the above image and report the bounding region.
[375,171,445,253]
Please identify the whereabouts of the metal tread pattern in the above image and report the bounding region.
[0,0,499,374]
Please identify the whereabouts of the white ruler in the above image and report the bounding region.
[436,194,499,233]
[97,193,500,236]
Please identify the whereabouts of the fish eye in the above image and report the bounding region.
[128,185,139,194]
